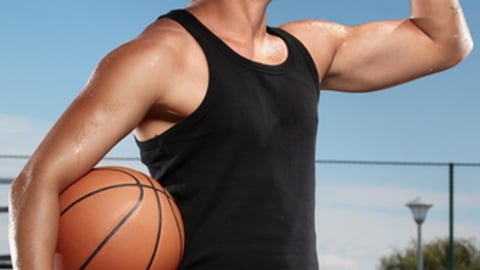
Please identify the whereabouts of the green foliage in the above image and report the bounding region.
[379,238,480,270]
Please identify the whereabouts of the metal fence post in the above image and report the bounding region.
[448,163,455,270]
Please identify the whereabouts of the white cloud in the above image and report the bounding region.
[319,185,427,208]
[0,216,9,255]
[0,114,51,155]
[316,206,411,270]
[315,185,480,270]
[0,114,52,177]
[319,254,358,270]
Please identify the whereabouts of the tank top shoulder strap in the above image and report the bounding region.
[159,9,220,51]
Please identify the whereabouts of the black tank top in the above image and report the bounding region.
[136,9,320,270]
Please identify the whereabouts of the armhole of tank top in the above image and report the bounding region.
[136,12,215,149]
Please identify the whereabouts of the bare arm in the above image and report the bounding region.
[283,0,473,92]
[8,37,170,269]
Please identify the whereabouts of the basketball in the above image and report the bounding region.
[56,166,184,270]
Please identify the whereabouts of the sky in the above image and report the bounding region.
[0,1,479,269]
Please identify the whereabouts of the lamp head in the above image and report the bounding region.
[406,197,433,225]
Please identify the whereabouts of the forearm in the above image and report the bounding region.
[9,176,60,270]
[410,0,473,58]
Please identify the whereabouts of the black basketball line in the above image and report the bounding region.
[165,193,185,264]
[137,171,185,265]
[140,173,163,270]
[78,168,145,270]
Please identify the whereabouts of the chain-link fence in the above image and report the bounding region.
[1,155,479,269]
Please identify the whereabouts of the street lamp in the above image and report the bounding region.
[406,197,433,270]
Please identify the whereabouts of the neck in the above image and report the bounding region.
[187,0,271,39]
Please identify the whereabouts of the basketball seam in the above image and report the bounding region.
[141,173,163,270]
[165,194,185,265]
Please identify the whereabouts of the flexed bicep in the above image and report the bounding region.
[322,19,448,92]
[283,0,472,93]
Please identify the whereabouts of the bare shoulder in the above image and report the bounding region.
[136,17,196,60]
[89,17,200,102]
[280,20,349,80]
[99,18,194,78]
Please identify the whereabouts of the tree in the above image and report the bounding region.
[379,238,480,270]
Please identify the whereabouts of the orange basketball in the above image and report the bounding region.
[56,166,184,270]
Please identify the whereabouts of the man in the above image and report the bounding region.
[9,0,472,269]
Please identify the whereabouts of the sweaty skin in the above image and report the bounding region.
[9,0,472,269]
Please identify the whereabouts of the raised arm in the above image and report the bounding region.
[283,0,473,92]
[8,36,171,269]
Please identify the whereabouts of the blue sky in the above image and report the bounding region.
[0,1,479,269]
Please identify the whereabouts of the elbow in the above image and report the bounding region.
[9,169,43,209]
[452,38,473,65]
[439,35,474,70]
[9,173,30,210]
[460,35,474,60]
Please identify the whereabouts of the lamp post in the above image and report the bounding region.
[406,197,433,270]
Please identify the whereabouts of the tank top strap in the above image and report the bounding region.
[160,9,221,53]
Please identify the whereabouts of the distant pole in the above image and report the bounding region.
[448,163,455,270]
[416,221,423,270]
[407,197,433,270]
